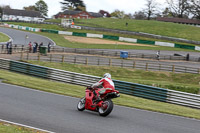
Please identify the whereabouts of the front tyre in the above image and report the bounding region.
[77,97,85,111]
[98,100,113,117]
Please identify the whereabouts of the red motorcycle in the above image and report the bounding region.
[77,86,120,117]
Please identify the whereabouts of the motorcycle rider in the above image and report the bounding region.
[91,73,115,103]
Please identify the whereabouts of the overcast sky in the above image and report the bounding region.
[1,0,167,17]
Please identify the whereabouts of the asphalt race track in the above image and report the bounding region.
[0,82,200,133]
[0,27,55,45]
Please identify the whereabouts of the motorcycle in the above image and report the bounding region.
[77,86,120,117]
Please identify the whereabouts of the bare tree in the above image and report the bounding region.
[166,0,190,18]
[133,11,147,20]
[189,0,200,19]
[144,0,158,20]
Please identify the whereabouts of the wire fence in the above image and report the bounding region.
[1,45,200,62]
[15,52,200,74]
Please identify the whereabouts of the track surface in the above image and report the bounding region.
[0,82,200,133]
[0,27,55,45]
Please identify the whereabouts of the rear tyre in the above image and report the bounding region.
[77,97,85,111]
[98,100,113,117]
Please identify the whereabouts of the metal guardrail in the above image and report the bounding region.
[0,58,199,109]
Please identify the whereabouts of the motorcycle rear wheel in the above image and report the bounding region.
[77,97,85,111]
[98,100,113,117]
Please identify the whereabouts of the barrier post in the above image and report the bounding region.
[146,63,148,71]
[26,52,29,60]
[20,51,24,60]
[86,57,88,65]
[172,65,175,73]
[50,54,52,62]
[133,61,136,68]
[62,55,64,63]
[37,53,40,61]
[109,59,112,66]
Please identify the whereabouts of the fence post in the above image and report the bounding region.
[198,68,200,74]
[133,61,135,69]
[20,51,24,60]
[159,64,161,71]
[121,60,123,67]
[85,57,88,65]
[26,52,29,60]
[109,59,112,66]
[74,56,76,64]
[172,65,175,73]
[37,53,40,61]
[62,55,64,63]
[50,54,52,62]
[63,48,65,52]
[146,63,148,71]
[98,58,100,66]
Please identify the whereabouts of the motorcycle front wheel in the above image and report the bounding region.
[77,97,85,111]
[98,100,113,117]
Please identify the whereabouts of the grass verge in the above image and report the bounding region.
[27,61,200,94]
[0,69,199,119]
[0,32,10,42]
[0,121,45,133]
[36,32,197,52]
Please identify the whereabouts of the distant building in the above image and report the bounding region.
[2,9,45,22]
[157,17,200,26]
[54,10,103,19]
[99,10,111,17]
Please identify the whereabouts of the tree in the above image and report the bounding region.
[166,0,190,18]
[144,0,158,20]
[60,0,86,11]
[133,11,147,19]
[0,5,11,18]
[35,0,48,17]
[110,9,125,18]
[189,0,200,19]
[23,5,36,11]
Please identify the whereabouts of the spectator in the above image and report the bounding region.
[48,42,51,53]
[34,42,38,53]
[186,53,190,61]
[8,41,12,54]
[6,41,9,54]
[156,50,160,60]
[126,22,128,26]
[28,42,32,53]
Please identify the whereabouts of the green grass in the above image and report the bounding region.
[35,32,196,51]
[5,21,200,48]
[0,121,41,133]
[0,69,200,119]
[0,32,10,42]
[27,61,200,94]
[74,18,200,42]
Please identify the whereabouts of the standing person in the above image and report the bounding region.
[28,42,32,53]
[32,43,36,53]
[48,42,51,53]
[6,41,9,54]
[156,50,160,60]
[8,41,12,54]
[39,42,43,53]
[34,42,38,53]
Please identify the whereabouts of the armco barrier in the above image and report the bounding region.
[0,58,199,109]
